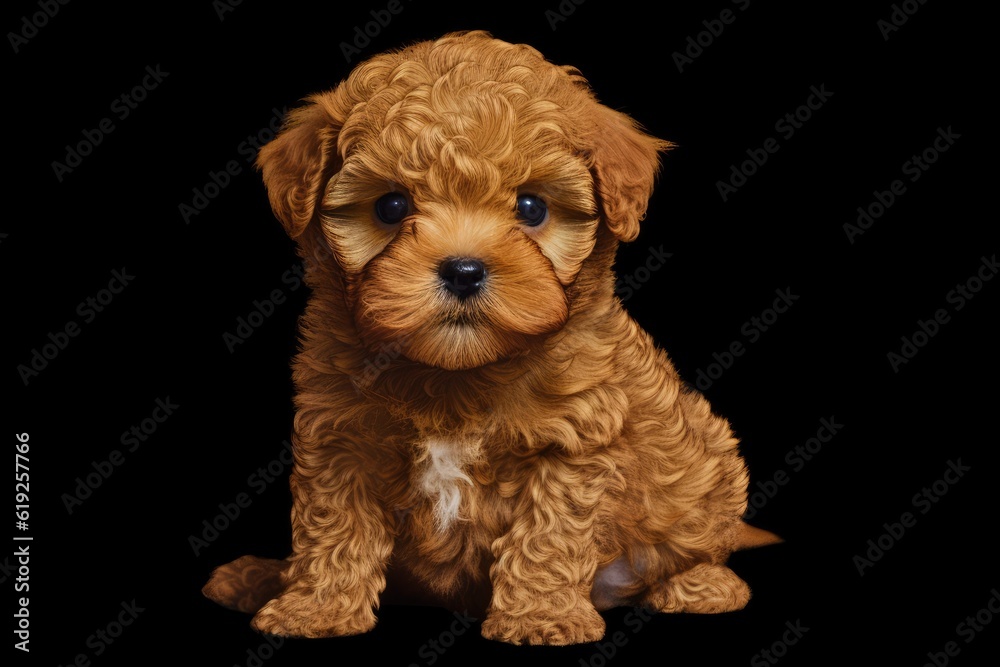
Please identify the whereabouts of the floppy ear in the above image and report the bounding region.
[587,105,672,242]
[256,95,343,238]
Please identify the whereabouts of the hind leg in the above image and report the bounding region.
[640,563,750,614]
[203,556,289,614]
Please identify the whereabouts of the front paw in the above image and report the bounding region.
[481,605,606,646]
[251,589,376,638]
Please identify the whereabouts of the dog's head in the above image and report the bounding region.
[258,31,670,371]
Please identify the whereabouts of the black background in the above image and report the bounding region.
[6,1,996,665]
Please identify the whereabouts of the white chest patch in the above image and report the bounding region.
[417,437,473,532]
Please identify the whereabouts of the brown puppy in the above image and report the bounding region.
[203,30,779,645]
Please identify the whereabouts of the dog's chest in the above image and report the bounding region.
[415,436,474,531]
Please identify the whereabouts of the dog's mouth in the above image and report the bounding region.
[441,310,481,328]
[435,283,497,328]
[360,310,536,372]
[355,282,569,371]
[353,241,571,371]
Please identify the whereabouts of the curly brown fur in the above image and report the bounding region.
[203,30,780,645]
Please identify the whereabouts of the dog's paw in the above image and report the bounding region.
[203,556,288,614]
[251,590,376,638]
[481,606,605,646]
[648,563,751,614]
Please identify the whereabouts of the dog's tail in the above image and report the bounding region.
[735,522,783,550]
[202,555,289,614]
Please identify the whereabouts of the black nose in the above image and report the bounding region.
[439,258,486,299]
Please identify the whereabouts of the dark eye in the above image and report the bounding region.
[515,194,547,227]
[375,192,409,225]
